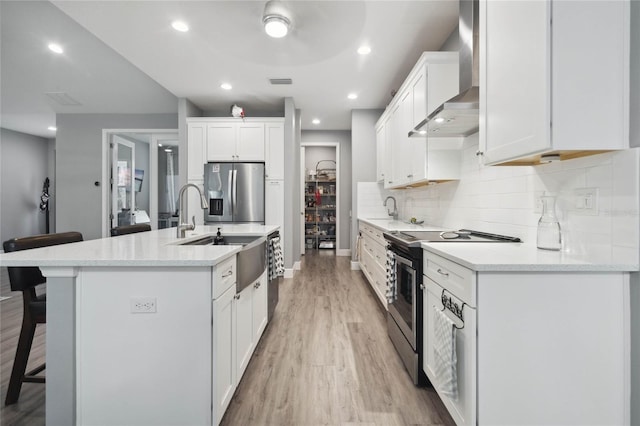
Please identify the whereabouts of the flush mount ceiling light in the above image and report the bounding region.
[263,0,291,38]
[357,45,371,55]
[347,93,358,100]
[171,21,189,32]
[312,119,320,125]
[48,43,63,54]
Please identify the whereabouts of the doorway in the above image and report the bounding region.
[101,129,178,237]
[300,143,339,254]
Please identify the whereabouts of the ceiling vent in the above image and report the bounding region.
[45,92,82,106]
[269,78,292,85]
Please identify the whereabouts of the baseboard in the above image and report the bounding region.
[336,249,351,257]
[284,268,294,279]
[350,261,361,270]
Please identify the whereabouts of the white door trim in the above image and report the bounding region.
[101,129,178,238]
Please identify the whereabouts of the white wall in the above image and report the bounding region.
[301,130,352,251]
[0,128,54,242]
[55,113,178,240]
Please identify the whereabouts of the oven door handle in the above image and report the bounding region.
[394,253,414,268]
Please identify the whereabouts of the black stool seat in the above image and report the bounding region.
[3,231,83,405]
[110,223,151,236]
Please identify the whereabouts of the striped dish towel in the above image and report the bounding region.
[433,306,458,400]
[385,249,396,304]
[269,237,285,279]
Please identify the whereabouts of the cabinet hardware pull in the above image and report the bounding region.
[437,268,449,277]
[234,294,240,300]
[222,270,233,278]
[476,151,484,156]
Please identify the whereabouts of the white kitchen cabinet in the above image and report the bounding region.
[377,52,460,189]
[479,0,629,165]
[234,282,253,381]
[252,272,268,343]
[358,221,388,307]
[265,179,285,253]
[207,121,265,162]
[212,284,235,425]
[375,122,385,183]
[187,121,207,181]
[422,249,631,425]
[265,122,285,179]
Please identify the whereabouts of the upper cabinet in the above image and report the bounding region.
[479,0,630,166]
[265,122,285,180]
[207,121,265,162]
[377,52,461,189]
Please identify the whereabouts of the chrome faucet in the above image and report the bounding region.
[177,183,209,238]
[384,196,398,220]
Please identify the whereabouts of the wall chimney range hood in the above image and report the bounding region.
[409,0,479,138]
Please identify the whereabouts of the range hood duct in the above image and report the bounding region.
[410,0,479,138]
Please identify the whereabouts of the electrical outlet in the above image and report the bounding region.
[130,297,157,313]
[573,188,598,216]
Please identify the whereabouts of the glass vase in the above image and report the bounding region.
[537,195,561,251]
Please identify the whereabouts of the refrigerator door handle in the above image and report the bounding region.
[228,169,234,217]
[232,169,238,215]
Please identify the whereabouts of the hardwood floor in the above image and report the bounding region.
[0,252,454,425]
[221,251,454,426]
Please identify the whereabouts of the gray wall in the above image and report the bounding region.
[55,113,178,240]
[350,110,383,260]
[630,1,639,424]
[439,25,459,51]
[304,146,336,173]
[178,98,202,189]
[0,128,54,242]
[301,130,352,251]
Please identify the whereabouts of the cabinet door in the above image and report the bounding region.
[187,122,206,181]
[411,65,427,128]
[480,0,550,165]
[207,123,236,162]
[234,284,253,381]
[252,272,268,343]
[383,106,397,189]
[265,122,284,179]
[236,123,265,161]
[375,124,385,183]
[265,179,284,248]
[394,89,413,186]
[423,277,439,381]
[213,285,235,425]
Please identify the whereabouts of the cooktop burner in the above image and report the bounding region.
[383,229,522,247]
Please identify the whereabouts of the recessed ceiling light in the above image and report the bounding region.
[419,130,427,135]
[48,126,57,131]
[171,21,189,32]
[220,83,232,90]
[165,148,173,152]
[434,117,445,123]
[48,43,63,54]
[158,143,163,147]
[347,93,358,100]
[357,45,371,55]
[312,119,320,125]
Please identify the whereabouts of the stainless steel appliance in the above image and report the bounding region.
[204,162,265,224]
[384,229,520,385]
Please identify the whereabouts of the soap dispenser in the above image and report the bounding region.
[214,227,225,245]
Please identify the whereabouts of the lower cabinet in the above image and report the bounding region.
[213,270,268,425]
[358,221,388,307]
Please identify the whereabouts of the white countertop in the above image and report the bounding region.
[421,242,639,272]
[358,217,446,232]
[0,225,279,267]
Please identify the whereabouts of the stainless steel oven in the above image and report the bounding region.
[384,229,521,386]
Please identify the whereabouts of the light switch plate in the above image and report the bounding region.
[573,188,598,216]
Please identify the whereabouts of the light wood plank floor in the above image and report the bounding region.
[0,252,454,425]
[221,251,454,426]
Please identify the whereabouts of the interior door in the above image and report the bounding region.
[111,135,136,229]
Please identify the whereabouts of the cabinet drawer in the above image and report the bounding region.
[213,255,236,299]
[424,251,475,306]
[362,237,386,270]
[359,221,387,246]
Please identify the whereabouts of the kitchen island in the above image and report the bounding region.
[0,225,278,426]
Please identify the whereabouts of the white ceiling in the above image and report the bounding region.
[1,1,459,138]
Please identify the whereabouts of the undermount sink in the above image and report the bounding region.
[178,235,260,246]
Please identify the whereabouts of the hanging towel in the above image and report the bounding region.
[269,237,285,279]
[385,249,396,304]
[433,306,458,400]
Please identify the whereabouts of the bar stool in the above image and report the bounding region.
[110,223,151,236]
[3,231,83,405]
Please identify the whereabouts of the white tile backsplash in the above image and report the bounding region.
[357,142,640,259]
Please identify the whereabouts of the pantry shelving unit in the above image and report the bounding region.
[304,161,337,250]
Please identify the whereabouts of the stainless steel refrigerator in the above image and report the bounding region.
[204,162,265,224]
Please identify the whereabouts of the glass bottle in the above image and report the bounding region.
[537,195,562,251]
